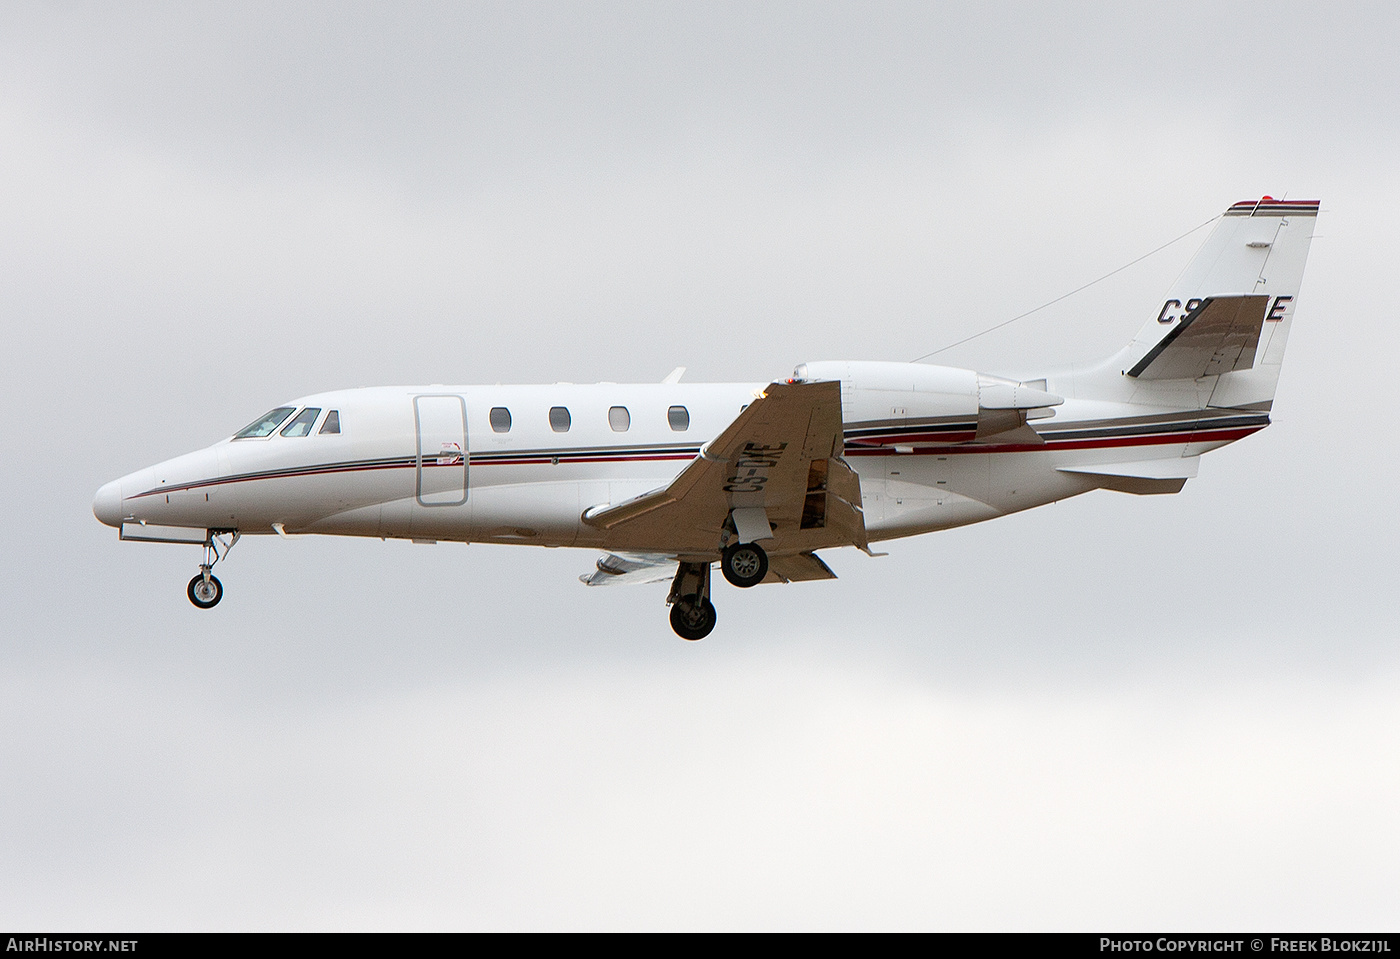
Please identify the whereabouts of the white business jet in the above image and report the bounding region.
[94,197,1316,639]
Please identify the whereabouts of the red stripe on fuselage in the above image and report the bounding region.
[478,453,698,466]
[842,425,1263,456]
[847,430,980,447]
[134,426,1261,497]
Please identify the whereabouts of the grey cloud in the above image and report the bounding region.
[2,1,1398,930]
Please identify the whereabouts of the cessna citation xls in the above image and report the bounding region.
[94,197,1317,639]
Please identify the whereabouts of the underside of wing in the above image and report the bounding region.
[763,551,838,584]
[1128,295,1270,380]
[581,380,867,559]
[579,552,677,586]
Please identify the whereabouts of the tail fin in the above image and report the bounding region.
[1122,197,1318,408]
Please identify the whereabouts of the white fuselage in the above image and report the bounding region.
[93,369,1265,553]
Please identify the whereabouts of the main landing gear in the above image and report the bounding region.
[670,593,717,641]
[666,540,769,640]
[667,560,717,640]
[187,531,239,609]
[721,540,768,589]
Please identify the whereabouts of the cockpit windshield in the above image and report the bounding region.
[280,408,322,437]
[233,407,296,439]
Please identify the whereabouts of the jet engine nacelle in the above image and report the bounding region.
[792,360,1063,445]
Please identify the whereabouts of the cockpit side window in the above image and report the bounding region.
[318,410,341,435]
[234,407,296,439]
[280,408,322,437]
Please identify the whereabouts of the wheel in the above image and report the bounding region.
[669,596,717,640]
[187,574,223,609]
[721,541,768,588]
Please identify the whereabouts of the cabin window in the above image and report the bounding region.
[318,410,341,434]
[234,407,296,439]
[280,408,322,437]
[608,406,630,432]
[549,406,571,432]
[668,405,690,431]
[489,407,512,433]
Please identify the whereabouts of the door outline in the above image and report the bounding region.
[414,394,468,507]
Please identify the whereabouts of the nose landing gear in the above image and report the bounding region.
[187,531,239,610]
[188,572,223,608]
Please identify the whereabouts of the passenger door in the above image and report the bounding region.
[414,395,468,507]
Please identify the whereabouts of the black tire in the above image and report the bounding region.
[669,596,717,640]
[187,574,223,609]
[721,541,768,588]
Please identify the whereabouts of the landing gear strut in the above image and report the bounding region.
[188,531,239,610]
[667,560,716,640]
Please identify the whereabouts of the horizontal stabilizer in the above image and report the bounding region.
[1128,295,1269,380]
[1059,457,1199,495]
[1059,457,1199,480]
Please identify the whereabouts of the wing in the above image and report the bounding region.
[581,548,841,587]
[580,552,677,587]
[581,380,867,558]
[764,551,839,584]
[1128,294,1270,380]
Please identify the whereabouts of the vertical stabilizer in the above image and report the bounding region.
[1121,198,1317,406]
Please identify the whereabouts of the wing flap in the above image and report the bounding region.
[763,551,838,584]
[579,552,677,587]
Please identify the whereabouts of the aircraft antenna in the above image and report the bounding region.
[910,213,1220,362]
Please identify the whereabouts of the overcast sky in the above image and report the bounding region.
[3,1,1399,930]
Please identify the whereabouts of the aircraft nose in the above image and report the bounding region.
[93,479,124,528]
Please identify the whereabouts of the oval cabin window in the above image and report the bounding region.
[489,407,512,433]
[549,406,571,432]
[608,406,630,431]
[667,405,690,431]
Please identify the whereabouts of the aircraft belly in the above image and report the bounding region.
[867,494,1003,539]
[861,449,1103,538]
[406,500,471,540]
[303,503,385,537]
[985,450,1100,513]
[233,467,400,530]
[467,481,582,547]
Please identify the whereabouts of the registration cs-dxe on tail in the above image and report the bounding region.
[93,197,1317,639]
